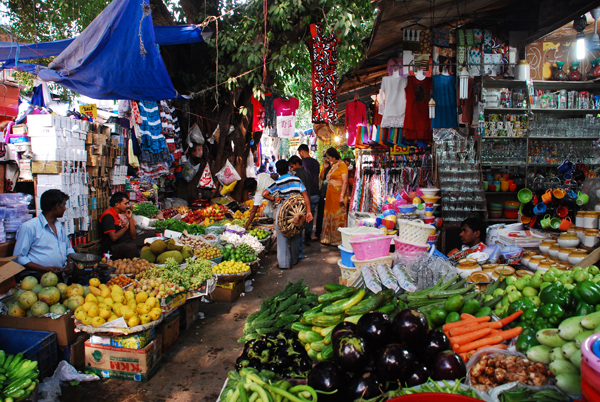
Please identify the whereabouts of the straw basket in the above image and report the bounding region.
[277,194,307,238]
[397,219,435,245]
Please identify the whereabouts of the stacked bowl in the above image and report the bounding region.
[489,202,503,219]
[504,200,520,219]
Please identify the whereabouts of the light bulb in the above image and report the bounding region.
[576,33,586,60]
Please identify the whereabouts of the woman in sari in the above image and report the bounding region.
[321,148,348,246]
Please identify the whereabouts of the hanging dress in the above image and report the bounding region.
[345,100,367,146]
[310,23,338,124]
[379,76,408,128]
[432,74,458,128]
[403,76,433,140]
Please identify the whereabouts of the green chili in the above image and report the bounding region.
[288,385,318,401]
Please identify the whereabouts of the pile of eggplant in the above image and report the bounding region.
[235,330,313,377]
[308,308,467,401]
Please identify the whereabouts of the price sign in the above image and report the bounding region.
[289,138,301,147]
[390,145,410,155]
[79,104,98,118]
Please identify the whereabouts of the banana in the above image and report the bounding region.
[580,311,600,330]
[558,316,586,341]
[549,359,579,376]
[526,345,552,364]
[570,349,582,370]
[550,347,566,362]
[537,329,568,348]
[574,330,595,348]
[561,342,578,360]
[555,374,582,397]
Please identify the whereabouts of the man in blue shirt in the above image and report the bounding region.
[14,189,75,276]
[298,144,320,243]
[262,160,313,269]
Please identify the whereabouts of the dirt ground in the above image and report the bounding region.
[61,240,341,402]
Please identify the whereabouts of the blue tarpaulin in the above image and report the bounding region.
[37,0,182,100]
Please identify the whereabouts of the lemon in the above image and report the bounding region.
[91,316,106,327]
[89,278,101,287]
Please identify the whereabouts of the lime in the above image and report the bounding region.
[445,311,461,324]
[429,307,448,326]
[444,295,465,312]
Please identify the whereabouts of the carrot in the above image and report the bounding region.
[459,353,469,362]
[442,316,491,332]
[499,310,524,326]
[457,336,504,353]
[476,344,508,352]
[461,313,476,320]
[492,327,523,341]
[450,328,492,346]
[449,322,492,337]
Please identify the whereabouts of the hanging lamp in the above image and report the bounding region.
[428,98,436,119]
[459,67,469,99]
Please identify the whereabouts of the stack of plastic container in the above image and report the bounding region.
[336,227,385,285]
[0,193,33,242]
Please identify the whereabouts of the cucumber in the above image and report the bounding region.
[307,348,319,361]
[5,378,31,397]
[324,331,332,345]
[311,315,343,327]
[344,315,361,324]
[321,344,334,360]
[0,350,5,368]
[321,325,336,337]
[3,354,14,371]
[291,322,313,333]
[274,314,299,327]
[6,354,23,373]
[324,284,348,292]
[323,289,366,315]
[346,292,385,316]
[377,304,395,314]
[318,287,356,303]
[304,331,324,343]
[311,341,326,352]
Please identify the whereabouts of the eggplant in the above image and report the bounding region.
[243,341,253,356]
[292,341,305,354]
[347,372,381,401]
[308,362,349,402]
[248,358,261,369]
[235,355,250,370]
[266,332,278,340]
[276,338,287,348]
[333,335,369,373]
[392,308,429,348]
[424,330,452,359]
[432,350,467,381]
[375,344,415,381]
[405,363,432,387]
[299,356,312,371]
[331,322,357,346]
[356,312,392,349]
[282,329,296,339]
[252,340,268,355]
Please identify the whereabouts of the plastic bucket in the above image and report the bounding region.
[337,259,359,282]
[338,227,385,250]
[581,333,600,401]
[338,245,355,267]
[349,234,393,261]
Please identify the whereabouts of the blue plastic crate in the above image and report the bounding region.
[0,328,58,379]
[338,245,355,267]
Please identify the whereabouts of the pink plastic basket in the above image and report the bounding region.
[349,234,393,261]
[393,238,429,258]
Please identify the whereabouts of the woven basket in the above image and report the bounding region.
[277,194,307,238]
[397,219,435,245]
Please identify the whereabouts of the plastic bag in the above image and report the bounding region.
[128,139,139,168]
[182,160,200,182]
[246,150,256,179]
[189,123,205,145]
[216,160,241,185]
[221,180,237,195]
[39,361,99,402]
[482,244,501,264]
[198,164,216,189]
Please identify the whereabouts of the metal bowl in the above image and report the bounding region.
[68,253,103,271]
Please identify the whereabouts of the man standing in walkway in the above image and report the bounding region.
[297,144,320,244]
[262,160,313,269]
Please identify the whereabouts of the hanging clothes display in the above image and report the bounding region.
[373,94,383,126]
[431,74,458,128]
[262,93,280,137]
[251,95,265,132]
[136,101,170,165]
[273,97,299,138]
[379,75,408,128]
[403,76,432,140]
[344,100,367,147]
[309,22,338,124]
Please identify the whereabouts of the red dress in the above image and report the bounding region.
[403,76,432,140]
[251,95,265,131]
[344,100,366,146]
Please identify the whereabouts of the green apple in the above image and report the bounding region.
[515,279,527,291]
[493,288,506,298]
[543,271,556,283]
[574,270,590,283]
[505,276,518,286]
[529,295,542,307]
[507,291,523,303]
[589,265,600,275]
[522,286,538,298]
[530,275,544,289]
[505,285,517,294]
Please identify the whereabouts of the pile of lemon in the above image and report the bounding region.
[213,260,250,275]
[74,278,162,327]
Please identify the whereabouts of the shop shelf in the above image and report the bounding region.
[485,192,518,194]
[530,108,600,113]
[481,136,527,140]
[532,79,600,91]
[483,108,528,113]
[528,136,599,140]
[0,328,58,379]
[487,218,520,222]
[482,78,528,88]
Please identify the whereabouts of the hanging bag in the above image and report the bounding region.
[216,160,241,185]
[198,163,216,189]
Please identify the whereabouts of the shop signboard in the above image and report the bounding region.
[79,104,98,118]
[390,145,410,155]
[289,138,301,147]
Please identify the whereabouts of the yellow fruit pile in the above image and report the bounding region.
[74,278,162,328]
[213,261,250,275]
[194,247,222,260]
[233,210,251,220]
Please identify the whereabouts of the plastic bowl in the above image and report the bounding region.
[420,196,441,204]
[398,205,416,214]
[418,187,440,197]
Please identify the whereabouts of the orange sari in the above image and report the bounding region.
[321,161,348,245]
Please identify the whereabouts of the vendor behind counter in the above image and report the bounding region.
[100,192,142,259]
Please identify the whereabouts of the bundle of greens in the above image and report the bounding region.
[132,202,159,218]
[153,218,205,234]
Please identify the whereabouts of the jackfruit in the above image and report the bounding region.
[150,240,167,255]
[141,245,151,253]
[157,250,184,264]
[166,238,183,251]
[140,249,156,263]
[181,246,193,260]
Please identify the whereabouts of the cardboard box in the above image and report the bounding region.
[156,311,179,351]
[60,334,89,370]
[0,313,76,346]
[0,257,25,294]
[208,280,244,303]
[11,124,27,135]
[31,161,63,174]
[85,336,162,382]
[160,292,187,314]
[180,298,200,330]
[90,328,155,349]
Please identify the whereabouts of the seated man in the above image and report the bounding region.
[100,192,138,259]
[14,189,75,277]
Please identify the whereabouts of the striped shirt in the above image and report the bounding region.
[267,174,306,199]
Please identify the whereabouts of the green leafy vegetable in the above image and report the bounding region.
[132,202,159,218]
[152,218,205,234]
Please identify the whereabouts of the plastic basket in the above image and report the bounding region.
[0,328,58,380]
[350,254,393,271]
[393,238,429,258]
[338,245,355,267]
[429,245,449,260]
[210,256,223,264]
[205,226,226,236]
[397,219,436,245]
[338,227,385,250]
[337,259,359,281]
[349,234,393,261]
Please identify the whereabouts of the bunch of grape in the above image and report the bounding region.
[138,258,191,289]
[194,247,222,260]
[185,258,213,288]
